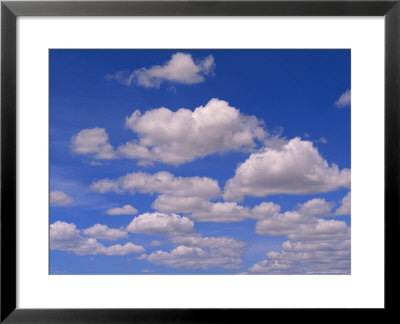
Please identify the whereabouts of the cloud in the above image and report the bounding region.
[298,198,334,217]
[50,191,74,206]
[153,195,281,223]
[224,137,350,201]
[140,234,246,270]
[152,195,281,223]
[126,212,195,236]
[106,52,215,88]
[105,204,138,215]
[152,195,211,214]
[150,240,163,247]
[71,99,267,166]
[83,224,128,241]
[248,240,350,274]
[335,191,351,215]
[117,98,266,165]
[189,202,251,222]
[255,198,343,238]
[50,221,144,256]
[249,197,350,274]
[335,89,351,108]
[91,171,221,199]
[71,127,115,159]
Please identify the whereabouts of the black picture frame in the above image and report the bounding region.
[1,0,399,322]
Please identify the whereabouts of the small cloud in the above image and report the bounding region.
[150,240,163,247]
[106,204,138,216]
[335,89,351,108]
[50,191,74,206]
[88,161,102,166]
[106,52,215,88]
[83,224,128,241]
[335,191,351,216]
[71,127,116,160]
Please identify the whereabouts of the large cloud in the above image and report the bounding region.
[71,127,115,159]
[106,52,215,88]
[224,137,350,201]
[50,191,74,206]
[117,98,266,165]
[91,171,221,199]
[125,212,195,236]
[50,221,145,256]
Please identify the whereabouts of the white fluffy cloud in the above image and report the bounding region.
[83,224,128,241]
[71,127,115,159]
[335,89,351,108]
[71,99,267,166]
[140,234,246,270]
[335,191,351,215]
[118,98,266,165]
[91,171,221,199]
[106,52,215,88]
[152,195,281,223]
[152,195,210,214]
[224,137,350,201]
[50,191,74,206]
[298,198,335,217]
[126,212,195,236]
[50,221,144,256]
[105,204,138,215]
[249,197,350,274]
[248,238,350,274]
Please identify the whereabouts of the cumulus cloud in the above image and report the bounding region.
[152,195,210,214]
[248,238,350,274]
[335,89,351,108]
[71,127,115,159]
[50,221,144,256]
[117,98,266,165]
[91,171,221,199]
[224,137,350,201]
[298,198,335,217]
[189,202,251,222]
[152,195,281,223]
[126,212,195,236]
[83,224,128,241]
[335,191,351,215]
[50,191,74,206]
[106,52,215,88]
[71,99,267,166]
[249,197,350,274]
[140,234,246,270]
[105,204,138,215]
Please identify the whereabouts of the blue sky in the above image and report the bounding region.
[49,49,351,275]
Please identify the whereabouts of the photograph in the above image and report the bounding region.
[49,49,351,275]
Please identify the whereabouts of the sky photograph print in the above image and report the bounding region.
[49,49,351,275]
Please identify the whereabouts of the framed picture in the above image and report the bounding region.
[1,0,399,322]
